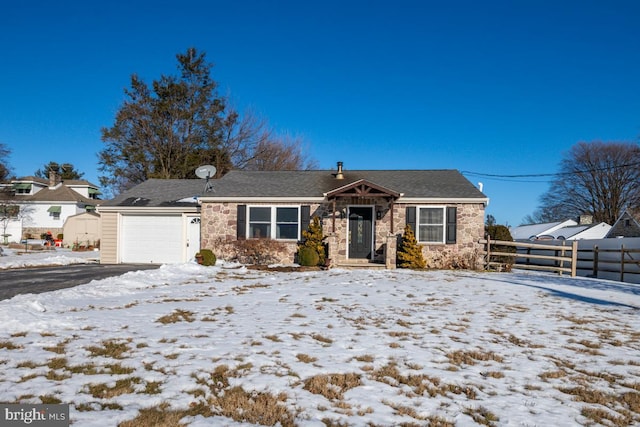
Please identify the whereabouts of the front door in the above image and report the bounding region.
[186,215,201,262]
[348,207,373,259]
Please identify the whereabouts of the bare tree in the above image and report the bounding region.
[0,142,12,182]
[0,186,33,244]
[529,141,640,224]
[244,134,318,171]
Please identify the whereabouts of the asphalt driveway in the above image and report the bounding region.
[0,264,161,300]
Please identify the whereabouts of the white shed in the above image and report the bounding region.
[63,211,101,247]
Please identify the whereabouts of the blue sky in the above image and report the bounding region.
[1,0,639,226]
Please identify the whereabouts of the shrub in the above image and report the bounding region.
[212,238,288,265]
[397,224,426,269]
[198,249,216,266]
[298,246,320,267]
[299,216,326,265]
[485,224,515,270]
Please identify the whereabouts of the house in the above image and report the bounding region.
[0,172,101,243]
[606,208,640,238]
[510,215,611,241]
[99,163,488,268]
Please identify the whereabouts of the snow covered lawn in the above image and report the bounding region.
[0,250,639,426]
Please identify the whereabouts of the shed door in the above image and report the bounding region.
[348,207,373,259]
[121,215,183,264]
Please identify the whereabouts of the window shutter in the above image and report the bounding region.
[237,205,247,239]
[446,206,457,244]
[406,207,416,233]
[300,205,311,238]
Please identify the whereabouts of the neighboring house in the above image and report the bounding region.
[606,208,640,238]
[510,220,578,241]
[99,163,489,268]
[1,172,101,243]
[98,179,203,264]
[63,211,101,247]
[510,216,611,241]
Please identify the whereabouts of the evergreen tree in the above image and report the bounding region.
[299,216,325,265]
[35,162,84,180]
[397,224,426,269]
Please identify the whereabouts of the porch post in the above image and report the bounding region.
[385,233,397,269]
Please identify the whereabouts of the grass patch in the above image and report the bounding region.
[87,377,141,398]
[86,339,130,359]
[446,350,504,366]
[0,340,22,350]
[156,309,195,324]
[303,373,362,400]
[296,353,318,363]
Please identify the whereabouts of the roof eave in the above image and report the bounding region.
[198,196,326,204]
[97,206,199,214]
[398,197,489,206]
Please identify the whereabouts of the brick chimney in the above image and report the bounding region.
[49,170,61,188]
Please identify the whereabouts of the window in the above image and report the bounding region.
[248,206,300,240]
[417,207,445,243]
[47,205,61,220]
[13,183,31,194]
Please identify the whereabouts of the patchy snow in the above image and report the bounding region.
[0,250,639,426]
[0,246,98,269]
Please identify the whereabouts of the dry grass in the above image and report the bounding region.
[303,373,362,400]
[156,309,195,324]
[86,339,130,359]
[0,340,22,350]
[446,349,504,366]
[87,377,140,398]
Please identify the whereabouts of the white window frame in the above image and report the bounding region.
[417,206,446,244]
[247,205,301,241]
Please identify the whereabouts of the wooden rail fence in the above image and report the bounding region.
[479,238,578,277]
[587,245,640,283]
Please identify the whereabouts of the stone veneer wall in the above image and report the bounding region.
[394,202,485,269]
[201,200,485,269]
[200,202,324,264]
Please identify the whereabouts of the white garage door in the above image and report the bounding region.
[121,215,183,264]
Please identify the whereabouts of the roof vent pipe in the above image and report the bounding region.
[335,161,344,179]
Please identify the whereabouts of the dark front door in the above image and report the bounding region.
[348,207,373,259]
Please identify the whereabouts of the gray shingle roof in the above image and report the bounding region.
[208,169,486,199]
[102,170,486,207]
[102,179,205,207]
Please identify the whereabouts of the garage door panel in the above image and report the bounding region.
[121,215,183,263]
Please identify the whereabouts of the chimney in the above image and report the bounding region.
[49,170,60,188]
[579,214,593,225]
[335,161,344,179]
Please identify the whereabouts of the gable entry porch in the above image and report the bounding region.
[323,179,401,269]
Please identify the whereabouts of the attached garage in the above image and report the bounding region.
[120,215,184,263]
[97,179,205,265]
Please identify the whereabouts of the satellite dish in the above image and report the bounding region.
[195,165,216,179]
[195,165,216,193]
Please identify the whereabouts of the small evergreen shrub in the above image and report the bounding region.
[199,249,216,266]
[485,224,515,270]
[397,224,426,269]
[299,216,326,265]
[298,246,320,267]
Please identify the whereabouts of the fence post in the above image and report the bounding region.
[558,243,564,275]
[486,237,491,270]
[592,245,598,278]
[571,240,578,277]
[621,244,625,283]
